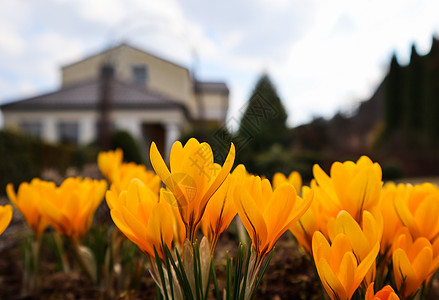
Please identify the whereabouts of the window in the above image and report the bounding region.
[132,65,148,85]
[20,121,42,138]
[58,121,79,144]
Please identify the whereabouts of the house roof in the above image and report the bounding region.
[1,79,189,115]
[61,43,190,74]
[195,81,229,95]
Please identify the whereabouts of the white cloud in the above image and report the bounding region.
[2,0,439,128]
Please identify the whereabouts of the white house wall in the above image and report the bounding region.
[3,109,186,149]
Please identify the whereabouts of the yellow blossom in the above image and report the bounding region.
[393,183,439,242]
[98,149,161,196]
[392,227,437,298]
[312,156,382,224]
[201,164,247,252]
[272,171,302,193]
[110,162,161,196]
[312,231,379,300]
[98,148,123,182]
[7,179,53,237]
[41,177,107,241]
[0,204,13,236]
[327,210,382,285]
[289,185,321,254]
[235,175,313,260]
[380,182,403,256]
[107,179,174,260]
[150,138,235,241]
[365,283,400,300]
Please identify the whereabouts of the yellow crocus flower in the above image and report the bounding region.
[201,164,247,253]
[392,227,437,298]
[41,177,107,241]
[98,149,161,196]
[379,183,403,256]
[97,148,123,182]
[272,171,302,193]
[107,179,174,260]
[0,204,13,236]
[312,231,379,300]
[365,283,400,300]
[289,185,321,254]
[110,162,161,196]
[312,156,382,224]
[393,183,439,242]
[327,210,382,285]
[235,175,313,261]
[150,138,235,241]
[7,179,53,237]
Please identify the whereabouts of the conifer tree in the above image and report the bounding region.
[238,74,288,152]
[385,54,402,133]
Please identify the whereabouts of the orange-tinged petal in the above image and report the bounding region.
[272,173,287,190]
[331,162,350,203]
[235,188,268,254]
[411,246,432,284]
[312,231,331,261]
[313,164,335,197]
[346,168,381,221]
[393,248,417,295]
[110,209,152,255]
[317,258,347,300]
[146,202,174,259]
[151,142,188,208]
[394,196,421,239]
[263,184,296,242]
[413,195,439,241]
[170,141,184,173]
[328,234,352,272]
[354,241,380,289]
[198,143,235,219]
[288,171,302,194]
[338,251,357,298]
[366,283,400,300]
[329,210,369,259]
[0,205,13,236]
[106,190,118,210]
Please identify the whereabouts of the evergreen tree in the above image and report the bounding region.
[237,74,288,152]
[235,74,290,176]
[402,45,424,133]
[385,54,402,133]
[424,37,439,143]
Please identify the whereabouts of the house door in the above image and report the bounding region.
[142,123,165,167]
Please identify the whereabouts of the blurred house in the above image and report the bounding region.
[1,44,229,157]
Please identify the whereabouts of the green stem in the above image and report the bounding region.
[70,239,96,284]
[54,232,70,272]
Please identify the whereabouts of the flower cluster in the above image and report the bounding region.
[5,139,439,299]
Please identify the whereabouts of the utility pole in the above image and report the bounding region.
[98,64,114,150]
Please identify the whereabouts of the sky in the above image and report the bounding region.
[1,0,439,127]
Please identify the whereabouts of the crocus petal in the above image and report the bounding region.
[393,248,417,294]
[355,242,380,289]
[150,142,187,208]
[394,197,421,239]
[413,195,439,240]
[146,202,174,259]
[235,188,268,253]
[198,143,235,219]
[317,258,347,300]
[263,184,296,243]
[0,205,13,236]
[338,252,357,298]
